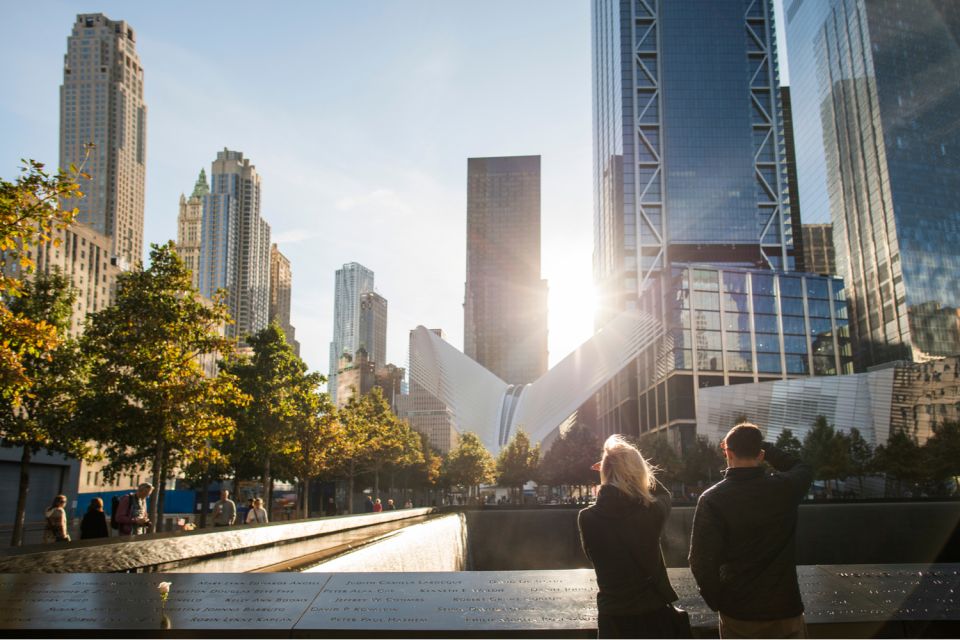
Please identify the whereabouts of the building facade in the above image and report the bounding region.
[198,149,271,341]
[697,355,960,451]
[785,0,960,364]
[802,224,837,277]
[269,244,299,355]
[359,291,387,368]
[328,262,375,403]
[396,329,458,454]
[591,0,805,446]
[176,169,208,289]
[33,222,123,336]
[464,155,548,385]
[60,13,146,268]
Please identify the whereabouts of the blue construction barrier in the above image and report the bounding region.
[77,489,196,515]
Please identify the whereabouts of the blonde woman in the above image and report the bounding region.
[245,498,268,524]
[43,495,70,543]
[578,435,685,638]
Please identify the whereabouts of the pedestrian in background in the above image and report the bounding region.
[80,497,109,539]
[211,489,237,527]
[245,497,268,524]
[43,494,70,543]
[115,483,153,536]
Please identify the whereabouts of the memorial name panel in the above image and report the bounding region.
[0,573,331,632]
[296,570,598,633]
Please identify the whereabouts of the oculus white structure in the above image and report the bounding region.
[409,310,663,453]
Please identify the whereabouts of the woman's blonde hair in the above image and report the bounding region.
[599,435,657,505]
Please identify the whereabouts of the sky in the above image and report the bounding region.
[0,0,789,381]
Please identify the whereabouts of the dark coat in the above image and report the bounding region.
[688,443,813,621]
[80,510,109,539]
[578,482,678,615]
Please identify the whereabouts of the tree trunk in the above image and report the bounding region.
[263,456,272,516]
[374,469,380,499]
[157,481,167,533]
[347,460,355,513]
[150,440,165,533]
[11,447,32,547]
[199,475,210,528]
[156,455,168,533]
[302,478,310,519]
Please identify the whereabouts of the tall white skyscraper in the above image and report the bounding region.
[198,149,271,340]
[328,262,375,403]
[60,13,147,268]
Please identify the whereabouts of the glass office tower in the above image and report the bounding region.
[464,156,548,385]
[328,262,375,404]
[591,0,841,446]
[786,0,960,364]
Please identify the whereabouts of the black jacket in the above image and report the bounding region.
[578,482,678,615]
[688,442,813,620]
[80,510,109,539]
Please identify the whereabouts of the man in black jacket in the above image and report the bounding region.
[689,423,812,638]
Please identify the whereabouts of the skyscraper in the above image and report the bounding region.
[359,291,387,368]
[785,0,960,364]
[328,262,375,403]
[198,149,271,340]
[396,328,458,454]
[591,0,848,446]
[60,13,147,268]
[464,155,548,385]
[269,244,299,356]
[176,169,208,289]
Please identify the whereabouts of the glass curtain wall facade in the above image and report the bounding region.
[591,0,804,445]
[359,291,388,368]
[786,0,960,364]
[464,156,548,385]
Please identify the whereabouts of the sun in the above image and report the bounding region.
[547,263,598,368]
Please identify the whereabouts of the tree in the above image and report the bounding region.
[0,270,90,546]
[774,428,803,459]
[442,432,496,498]
[82,242,248,531]
[224,323,311,511]
[801,416,850,494]
[922,420,960,495]
[846,427,873,495]
[404,431,442,504]
[282,376,343,518]
[334,387,422,512]
[1,159,85,402]
[872,429,926,497]
[496,429,540,504]
[680,435,726,492]
[637,433,682,486]
[539,423,601,497]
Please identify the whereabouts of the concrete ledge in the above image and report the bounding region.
[0,509,436,574]
[0,565,957,637]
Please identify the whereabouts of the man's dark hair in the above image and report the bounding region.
[723,422,763,458]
